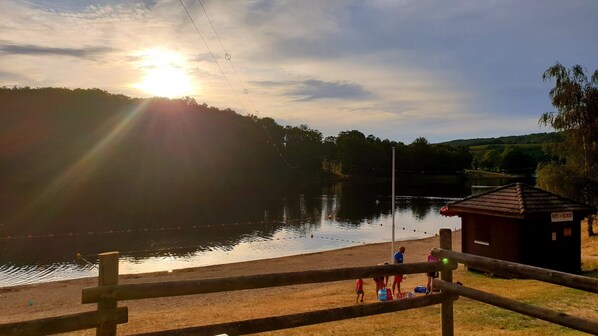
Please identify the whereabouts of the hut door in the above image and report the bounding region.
[550,222,573,271]
[550,211,576,272]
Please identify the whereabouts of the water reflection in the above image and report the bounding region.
[1,177,482,287]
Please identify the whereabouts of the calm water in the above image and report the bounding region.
[0,176,515,287]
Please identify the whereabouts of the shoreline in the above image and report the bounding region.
[0,231,461,334]
[3,231,459,290]
[2,228,461,288]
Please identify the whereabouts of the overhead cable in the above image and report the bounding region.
[178,0,246,112]
[196,0,258,114]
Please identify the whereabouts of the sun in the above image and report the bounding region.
[133,49,195,98]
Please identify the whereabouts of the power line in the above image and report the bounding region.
[196,0,259,114]
[180,1,299,169]
[178,0,246,112]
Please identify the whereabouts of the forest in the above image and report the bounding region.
[0,87,477,183]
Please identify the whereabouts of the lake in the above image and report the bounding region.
[0,175,519,287]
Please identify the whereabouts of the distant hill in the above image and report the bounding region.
[438,132,562,175]
[439,132,562,147]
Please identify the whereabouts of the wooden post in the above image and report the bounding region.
[439,229,454,336]
[96,251,119,336]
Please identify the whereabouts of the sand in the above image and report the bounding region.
[1,231,459,335]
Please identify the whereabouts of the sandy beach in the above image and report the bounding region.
[0,232,461,335]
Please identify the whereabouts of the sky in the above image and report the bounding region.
[1,0,597,143]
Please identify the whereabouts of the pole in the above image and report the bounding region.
[391,147,396,263]
[439,229,454,336]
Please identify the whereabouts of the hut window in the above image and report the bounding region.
[552,232,557,241]
[563,227,572,237]
[473,224,490,246]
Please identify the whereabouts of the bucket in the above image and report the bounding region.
[385,288,394,301]
[378,289,387,301]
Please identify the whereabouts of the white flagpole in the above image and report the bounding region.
[391,146,396,263]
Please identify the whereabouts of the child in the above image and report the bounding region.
[373,262,388,298]
[392,246,406,298]
[373,275,385,298]
[355,278,364,303]
[426,249,439,294]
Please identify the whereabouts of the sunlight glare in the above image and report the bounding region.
[133,49,195,98]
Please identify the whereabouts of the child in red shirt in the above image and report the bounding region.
[355,278,364,302]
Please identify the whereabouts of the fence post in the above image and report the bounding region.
[96,251,119,336]
[439,229,454,336]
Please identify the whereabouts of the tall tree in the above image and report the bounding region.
[538,63,598,235]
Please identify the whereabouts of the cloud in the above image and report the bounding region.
[289,79,372,101]
[0,42,114,58]
[1,0,597,143]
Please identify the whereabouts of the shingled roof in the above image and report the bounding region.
[446,183,594,219]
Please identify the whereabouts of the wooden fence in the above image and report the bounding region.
[431,248,598,335]
[1,228,597,335]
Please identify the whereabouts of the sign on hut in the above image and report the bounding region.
[441,183,594,274]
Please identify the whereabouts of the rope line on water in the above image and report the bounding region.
[1,216,459,241]
[74,234,369,259]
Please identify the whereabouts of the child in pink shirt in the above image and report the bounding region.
[426,250,439,294]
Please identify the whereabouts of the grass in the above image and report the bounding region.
[262,221,598,336]
[469,144,544,152]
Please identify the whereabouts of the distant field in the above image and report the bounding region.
[465,169,514,178]
[469,143,545,151]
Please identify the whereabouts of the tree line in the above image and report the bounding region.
[0,87,473,182]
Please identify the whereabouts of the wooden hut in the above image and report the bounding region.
[444,183,593,274]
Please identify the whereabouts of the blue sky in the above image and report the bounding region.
[1,0,597,143]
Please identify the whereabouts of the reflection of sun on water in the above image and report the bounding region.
[132,49,195,98]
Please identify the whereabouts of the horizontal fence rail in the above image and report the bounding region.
[133,293,455,336]
[431,248,598,294]
[82,262,448,303]
[9,228,595,336]
[0,308,128,336]
[434,280,598,335]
